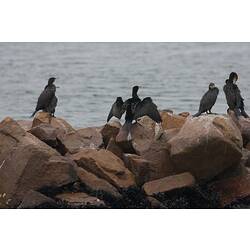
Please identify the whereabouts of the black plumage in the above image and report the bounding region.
[193,83,219,117]
[107,97,125,122]
[223,72,249,118]
[31,77,58,117]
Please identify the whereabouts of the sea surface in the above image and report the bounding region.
[0,42,250,128]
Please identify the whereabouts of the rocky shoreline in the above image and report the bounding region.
[1,110,250,208]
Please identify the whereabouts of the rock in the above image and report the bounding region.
[55,192,107,208]
[101,121,121,146]
[123,154,157,186]
[163,128,180,142]
[160,111,187,130]
[178,112,190,118]
[72,149,136,189]
[106,137,124,159]
[32,112,75,138]
[29,123,58,147]
[77,127,103,148]
[210,174,250,207]
[0,117,77,207]
[18,190,57,208]
[142,172,195,196]
[17,120,32,131]
[140,140,176,180]
[147,196,166,208]
[169,115,243,181]
[75,167,122,199]
[130,122,155,154]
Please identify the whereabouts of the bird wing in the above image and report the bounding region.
[36,88,54,110]
[107,99,125,122]
[133,97,162,123]
[199,89,218,112]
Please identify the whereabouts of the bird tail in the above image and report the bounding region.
[30,110,37,118]
[193,112,201,117]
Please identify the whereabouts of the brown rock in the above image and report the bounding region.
[106,137,124,159]
[77,127,103,148]
[29,123,58,147]
[169,115,243,181]
[55,192,107,208]
[18,190,57,208]
[72,149,136,189]
[160,111,187,130]
[101,121,121,146]
[75,167,122,199]
[140,140,175,180]
[211,174,250,207]
[32,112,75,138]
[17,120,32,131]
[163,128,180,142]
[123,154,157,186]
[142,172,195,196]
[0,117,77,207]
[178,112,190,118]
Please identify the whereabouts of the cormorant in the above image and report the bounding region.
[107,97,125,122]
[193,83,219,117]
[31,77,58,117]
[223,72,249,118]
[115,86,162,141]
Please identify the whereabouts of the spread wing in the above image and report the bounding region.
[133,97,162,123]
[107,98,125,122]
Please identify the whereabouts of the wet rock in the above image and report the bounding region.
[210,174,250,207]
[75,167,122,199]
[0,117,77,207]
[18,190,57,209]
[101,121,121,147]
[72,149,136,189]
[123,154,156,186]
[55,192,107,208]
[160,111,187,130]
[169,115,243,181]
[142,172,195,196]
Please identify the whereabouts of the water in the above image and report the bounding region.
[0,42,250,128]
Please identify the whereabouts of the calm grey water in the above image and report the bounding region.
[0,42,250,127]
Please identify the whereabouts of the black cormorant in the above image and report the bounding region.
[31,77,58,117]
[223,72,249,118]
[193,83,219,117]
[107,97,125,122]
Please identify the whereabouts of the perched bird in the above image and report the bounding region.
[193,83,219,117]
[107,97,125,122]
[116,86,162,141]
[31,77,58,117]
[223,72,249,118]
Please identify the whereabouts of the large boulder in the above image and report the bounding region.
[77,127,103,148]
[75,167,122,199]
[169,115,243,181]
[72,149,136,189]
[17,120,32,131]
[0,117,77,208]
[142,172,195,196]
[160,111,187,130]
